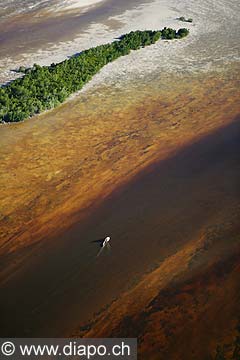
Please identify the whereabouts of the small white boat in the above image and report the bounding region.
[102,236,111,248]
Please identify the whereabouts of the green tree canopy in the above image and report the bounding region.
[0,28,189,123]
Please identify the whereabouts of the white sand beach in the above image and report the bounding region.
[56,0,105,11]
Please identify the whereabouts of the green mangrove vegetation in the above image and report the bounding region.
[0,27,189,123]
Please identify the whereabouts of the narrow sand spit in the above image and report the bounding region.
[54,0,105,11]
[0,0,106,19]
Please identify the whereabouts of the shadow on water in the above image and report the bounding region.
[91,238,105,247]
